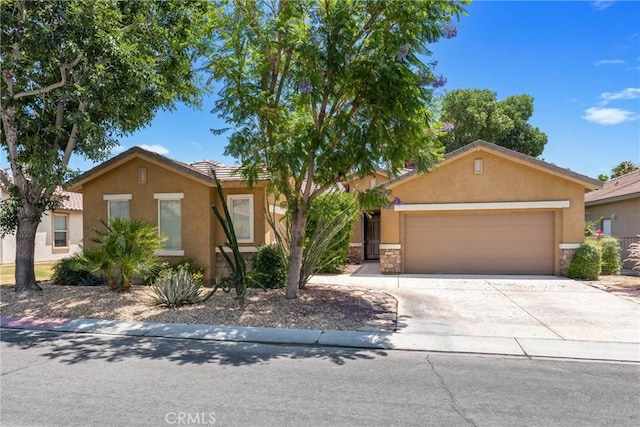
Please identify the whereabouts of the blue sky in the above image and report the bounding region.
[6,0,640,180]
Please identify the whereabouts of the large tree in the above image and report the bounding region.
[211,0,467,298]
[611,160,638,178]
[1,0,214,291]
[438,88,548,156]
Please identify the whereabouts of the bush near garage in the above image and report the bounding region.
[598,236,621,275]
[566,240,602,280]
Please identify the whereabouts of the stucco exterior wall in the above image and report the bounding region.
[81,157,215,282]
[382,150,587,246]
[585,198,640,238]
[0,208,82,265]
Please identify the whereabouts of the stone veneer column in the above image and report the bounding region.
[379,244,401,274]
[559,243,580,276]
[348,244,363,264]
[215,249,257,277]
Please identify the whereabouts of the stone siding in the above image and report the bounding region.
[215,251,257,277]
[348,246,363,264]
[380,248,401,274]
[560,247,577,276]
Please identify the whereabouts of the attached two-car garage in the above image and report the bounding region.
[403,211,555,275]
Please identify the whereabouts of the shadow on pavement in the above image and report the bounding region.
[1,329,390,367]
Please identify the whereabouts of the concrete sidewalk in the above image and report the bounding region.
[1,315,638,363]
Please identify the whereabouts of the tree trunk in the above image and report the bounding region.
[14,216,41,291]
[285,206,308,299]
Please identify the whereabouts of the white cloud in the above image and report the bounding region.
[140,144,170,155]
[592,0,616,10]
[600,87,640,104]
[111,145,127,154]
[594,59,625,66]
[582,107,637,125]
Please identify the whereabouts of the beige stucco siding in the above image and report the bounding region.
[382,151,587,245]
[81,157,214,281]
[586,198,640,238]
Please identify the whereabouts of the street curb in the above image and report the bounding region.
[1,315,638,363]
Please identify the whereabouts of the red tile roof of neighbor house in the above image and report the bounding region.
[58,190,83,211]
[585,169,640,205]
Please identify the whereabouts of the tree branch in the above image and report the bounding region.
[12,57,81,100]
[62,100,87,166]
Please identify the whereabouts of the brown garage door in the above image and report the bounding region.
[403,212,554,274]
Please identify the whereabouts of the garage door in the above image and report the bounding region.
[403,212,554,274]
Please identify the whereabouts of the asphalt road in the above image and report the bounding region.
[1,329,639,427]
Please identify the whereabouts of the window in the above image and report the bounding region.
[155,193,184,255]
[138,167,147,184]
[53,214,68,248]
[227,194,254,243]
[103,194,132,220]
[602,218,612,236]
[474,159,483,174]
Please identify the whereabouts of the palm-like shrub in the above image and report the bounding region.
[149,268,207,307]
[81,218,165,291]
[625,236,640,271]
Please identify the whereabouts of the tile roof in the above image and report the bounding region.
[58,190,83,211]
[70,146,270,190]
[585,169,640,205]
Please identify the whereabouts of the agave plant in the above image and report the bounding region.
[149,268,206,307]
[80,218,165,291]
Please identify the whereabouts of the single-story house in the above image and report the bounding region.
[68,146,271,285]
[0,187,83,265]
[350,140,602,275]
[70,140,601,281]
[585,170,640,270]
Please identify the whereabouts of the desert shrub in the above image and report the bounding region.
[149,269,208,307]
[625,236,640,271]
[566,240,602,280]
[80,218,164,291]
[144,258,205,285]
[305,192,359,275]
[51,255,104,286]
[250,244,287,289]
[598,236,621,275]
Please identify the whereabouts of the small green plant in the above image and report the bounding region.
[566,240,602,280]
[584,218,602,237]
[149,268,212,307]
[51,255,104,286]
[250,244,287,289]
[598,236,621,275]
[79,218,165,291]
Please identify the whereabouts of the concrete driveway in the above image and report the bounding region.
[310,263,640,344]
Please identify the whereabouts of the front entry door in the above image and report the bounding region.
[364,211,380,260]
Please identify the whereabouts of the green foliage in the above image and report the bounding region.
[597,174,609,182]
[566,240,602,280]
[1,0,214,290]
[211,0,468,297]
[438,89,548,156]
[51,255,105,286]
[585,217,602,238]
[210,171,250,305]
[149,269,206,308]
[598,236,621,275]
[80,218,165,291]
[611,161,639,178]
[250,245,288,289]
[144,258,205,285]
[625,237,640,271]
[306,192,359,275]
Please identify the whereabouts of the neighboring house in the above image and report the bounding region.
[0,188,83,265]
[68,147,272,285]
[585,170,640,270]
[350,140,602,275]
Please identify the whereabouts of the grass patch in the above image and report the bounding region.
[0,262,56,287]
